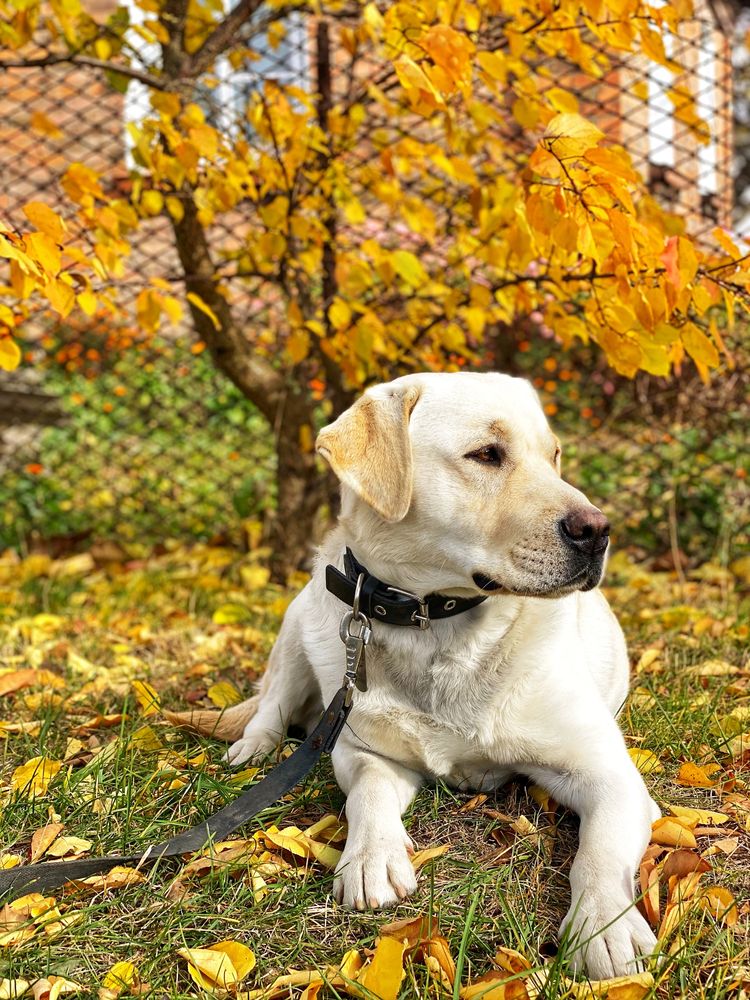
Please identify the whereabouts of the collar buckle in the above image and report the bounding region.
[387,586,430,630]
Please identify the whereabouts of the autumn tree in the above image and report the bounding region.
[0,0,748,575]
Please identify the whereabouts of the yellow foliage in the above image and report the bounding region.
[1,0,746,390]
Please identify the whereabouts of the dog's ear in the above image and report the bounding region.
[316,383,421,522]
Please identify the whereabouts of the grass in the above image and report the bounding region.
[0,543,747,999]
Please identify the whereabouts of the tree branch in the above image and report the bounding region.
[185,0,302,76]
[0,52,169,90]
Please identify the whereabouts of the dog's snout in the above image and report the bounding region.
[559,507,610,556]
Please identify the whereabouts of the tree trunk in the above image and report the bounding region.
[165,189,325,579]
[271,414,327,580]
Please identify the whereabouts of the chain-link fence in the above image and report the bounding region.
[0,2,747,567]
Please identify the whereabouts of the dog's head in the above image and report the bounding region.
[316,372,609,599]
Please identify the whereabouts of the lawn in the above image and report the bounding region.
[0,543,747,999]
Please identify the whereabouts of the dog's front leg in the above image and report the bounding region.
[331,739,423,910]
[527,744,659,979]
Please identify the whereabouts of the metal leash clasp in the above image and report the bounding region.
[339,573,372,704]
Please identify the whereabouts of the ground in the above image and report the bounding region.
[0,542,747,1000]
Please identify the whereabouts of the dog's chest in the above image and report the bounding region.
[349,622,529,782]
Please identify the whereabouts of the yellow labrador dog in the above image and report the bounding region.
[193,372,659,978]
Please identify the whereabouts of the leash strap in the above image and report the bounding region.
[0,686,351,901]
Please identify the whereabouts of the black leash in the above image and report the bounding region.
[0,551,483,902]
[0,687,351,901]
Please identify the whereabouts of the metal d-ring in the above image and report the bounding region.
[351,572,364,619]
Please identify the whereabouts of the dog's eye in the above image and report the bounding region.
[554,447,561,465]
[466,445,504,466]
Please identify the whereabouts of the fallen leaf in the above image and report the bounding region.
[207,681,243,708]
[0,979,30,999]
[66,867,145,893]
[661,849,711,879]
[305,815,347,843]
[628,749,663,774]
[31,976,81,1000]
[688,659,738,676]
[0,894,60,947]
[424,935,456,988]
[178,940,255,990]
[132,680,160,716]
[31,823,66,862]
[666,804,728,826]
[11,758,62,798]
[459,794,488,812]
[45,836,93,859]
[71,714,126,735]
[99,961,138,1000]
[357,936,407,1000]
[639,858,660,926]
[379,914,438,948]
[459,968,525,999]
[634,648,661,673]
[243,972,324,1000]
[0,721,42,738]
[674,762,722,788]
[697,885,738,925]
[411,844,450,870]
[0,670,65,697]
[702,837,739,857]
[651,817,697,848]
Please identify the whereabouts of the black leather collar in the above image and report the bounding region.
[325,548,487,629]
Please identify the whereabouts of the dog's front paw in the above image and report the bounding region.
[333,834,416,910]
[224,733,277,765]
[560,895,658,979]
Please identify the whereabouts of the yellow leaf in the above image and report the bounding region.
[212,603,252,624]
[411,844,450,870]
[357,936,407,1000]
[651,817,697,848]
[72,867,145,893]
[391,250,428,288]
[675,761,722,788]
[628,749,663,774]
[546,87,579,113]
[25,232,61,278]
[99,961,138,1000]
[542,112,604,158]
[166,196,184,222]
[32,975,82,1000]
[207,681,243,708]
[0,339,21,372]
[0,979,29,999]
[11,758,62,798]
[30,112,63,139]
[667,805,728,826]
[177,946,240,990]
[31,823,65,862]
[208,941,256,980]
[23,203,66,242]
[186,292,221,331]
[329,298,352,331]
[240,564,271,590]
[139,190,163,217]
[45,836,92,859]
[697,885,737,925]
[132,680,161,716]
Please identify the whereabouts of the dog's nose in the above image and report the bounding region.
[559,507,610,556]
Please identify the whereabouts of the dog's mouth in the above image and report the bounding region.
[472,566,598,597]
